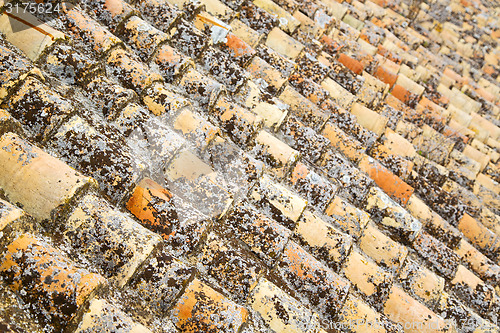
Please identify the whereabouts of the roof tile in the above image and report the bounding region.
[0,234,106,329]
[171,278,249,332]
[0,132,92,221]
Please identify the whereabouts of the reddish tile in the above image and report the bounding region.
[0,234,106,329]
[338,53,364,74]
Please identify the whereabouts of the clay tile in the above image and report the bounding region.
[337,294,401,333]
[458,213,500,259]
[171,278,249,332]
[398,258,445,307]
[265,27,305,60]
[321,122,366,163]
[134,0,181,32]
[8,76,72,141]
[126,178,178,240]
[338,53,364,75]
[252,130,300,179]
[164,149,233,218]
[143,81,191,115]
[75,299,153,333]
[359,156,415,207]
[383,285,451,333]
[455,239,500,286]
[107,48,163,94]
[293,209,352,270]
[239,0,279,34]
[169,19,209,60]
[121,16,168,62]
[177,68,223,107]
[0,109,22,138]
[321,77,357,110]
[360,223,408,273]
[125,249,194,322]
[289,161,337,210]
[211,95,263,146]
[295,52,330,83]
[199,233,265,301]
[0,132,92,221]
[343,250,393,299]
[0,285,46,332]
[278,85,330,130]
[80,0,137,33]
[85,76,136,119]
[222,200,292,266]
[200,46,249,93]
[62,7,122,55]
[246,56,288,95]
[328,58,365,95]
[0,198,32,248]
[43,44,101,86]
[272,240,350,322]
[249,278,320,332]
[325,195,371,238]
[0,43,37,102]
[289,73,329,105]
[412,231,460,279]
[230,19,264,49]
[64,193,162,287]
[0,10,65,61]
[0,234,106,329]
[170,107,219,150]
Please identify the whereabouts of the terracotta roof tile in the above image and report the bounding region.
[0,234,106,329]
[0,132,92,221]
[171,278,249,332]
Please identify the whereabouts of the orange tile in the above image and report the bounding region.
[223,32,256,66]
[343,250,392,297]
[338,53,364,75]
[458,213,500,257]
[62,7,122,55]
[171,278,248,332]
[0,234,106,328]
[322,122,365,163]
[374,65,398,88]
[391,84,416,105]
[126,178,177,240]
[359,156,414,206]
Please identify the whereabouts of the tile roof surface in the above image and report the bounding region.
[0,0,499,332]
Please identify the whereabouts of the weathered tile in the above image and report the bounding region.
[265,27,305,59]
[201,46,248,93]
[359,156,415,207]
[168,19,209,59]
[124,249,194,323]
[143,82,191,116]
[256,44,297,77]
[279,85,330,130]
[152,43,194,83]
[0,234,106,330]
[8,77,72,141]
[336,295,402,333]
[246,56,288,95]
[0,285,45,332]
[239,1,278,34]
[106,48,163,94]
[0,109,22,141]
[457,213,500,259]
[273,240,350,322]
[164,149,232,219]
[412,231,460,279]
[85,76,136,119]
[62,7,122,55]
[293,209,352,270]
[199,233,265,301]
[359,223,408,272]
[253,0,300,34]
[80,0,137,33]
[289,161,337,211]
[170,278,249,332]
[249,278,320,332]
[49,115,143,204]
[250,174,307,229]
[135,0,181,32]
[383,285,452,333]
[229,19,263,48]
[399,258,445,307]
[343,249,392,300]
[121,15,168,61]
[319,150,374,207]
[0,132,92,221]
[222,201,291,267]
[63,193,161,287]
[75,299,154,332]
[288,73,329,105]
[0,43,37,102]
[325,195,371,239]
[455,239,500,286]
[170,107,219,150]
[177,68,223,107]
[252,130,300,179]
[321,122,365,163]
